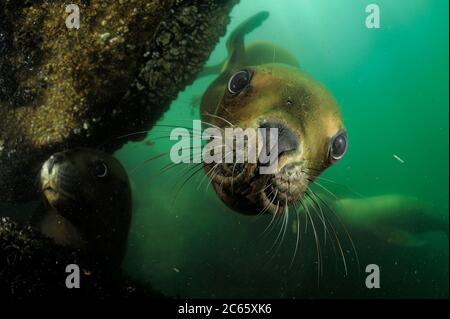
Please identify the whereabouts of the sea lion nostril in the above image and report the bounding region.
[259,121,299,156]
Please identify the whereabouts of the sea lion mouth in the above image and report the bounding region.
[210,159,310,215]
[256,162,310,214]
[42,185,57,195]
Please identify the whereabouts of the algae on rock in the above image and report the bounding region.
[0,0,238,202]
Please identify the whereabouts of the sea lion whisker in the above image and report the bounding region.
[267,204,289,265]
[254,180,280,222]
[129,152,171,175]
[229,159,239,196]
[101,122,219,151]
[267,201,287,254]
[203,149,234,193]
[203,112,235,127]
[307,189,347,276]
[263,201,281,267]
[311,180,339,200]
[199,160,223,191]
[171,164,207,209]
[300,199,322,286]
[153,162,206,194]
[158,144,224,176]
[305,165,325,173]
[111,124,202,142]
[255,186,275,217]
[166,161,212,198]
[158,155,201,176]
[169,149,216,184]
[261,211,279,240]
[174,162,205,190]
[131,145,208,175]
[310,193,341,271]
[289,202,302,269]
[301,200,309,234]
[312,192,351,276]
[249,182,272,198]
[203,163,222,191]
[164,118,226,132]
[145,131,213,141]
[314,192,360,277]
[257,189,279,239]
[306,189,341,268]
[276,203,290,251]
[314,176,365,198]
[305,190,328,246]
[278,200,290,253]
[261,200,281,268]
[321,207,349,276]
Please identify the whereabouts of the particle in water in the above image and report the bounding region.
[393,154,405,164]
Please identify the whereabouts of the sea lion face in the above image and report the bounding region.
[202,64,347,215]
[38,148,132,264]
[40,148,130,218]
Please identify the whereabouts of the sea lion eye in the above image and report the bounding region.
[94,161,108,178]
[227,69,252,95]
[330,131,348,162]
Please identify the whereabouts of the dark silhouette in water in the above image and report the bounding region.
[0,149,163,299]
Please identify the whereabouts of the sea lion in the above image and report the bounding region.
[33,148,132,269]
[335,195,449,246]
[198,12,448,247]
[200,11,348,215]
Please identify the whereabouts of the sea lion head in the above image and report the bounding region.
[38,147,131,266]
[202,64,347,215]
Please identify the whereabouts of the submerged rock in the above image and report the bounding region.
[0,0,238,202]
[0,217,165,299]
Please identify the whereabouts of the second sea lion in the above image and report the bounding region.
[33,148,132,269]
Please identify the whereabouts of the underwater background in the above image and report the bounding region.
[115,0,449,298]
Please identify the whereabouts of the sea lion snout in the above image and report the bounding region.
[39,152,80,206]
[259,120,300,158]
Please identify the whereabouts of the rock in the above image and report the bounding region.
[0,217,165,299]
[0,0,238,202]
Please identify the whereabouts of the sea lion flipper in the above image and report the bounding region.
[226,11,270,50]
[225,11,270,71]
[198,62,226,77]
[374,227,425,247]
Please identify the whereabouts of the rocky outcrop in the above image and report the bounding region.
[0,0,238,202]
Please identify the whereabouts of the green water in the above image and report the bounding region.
[116,0,449,298]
